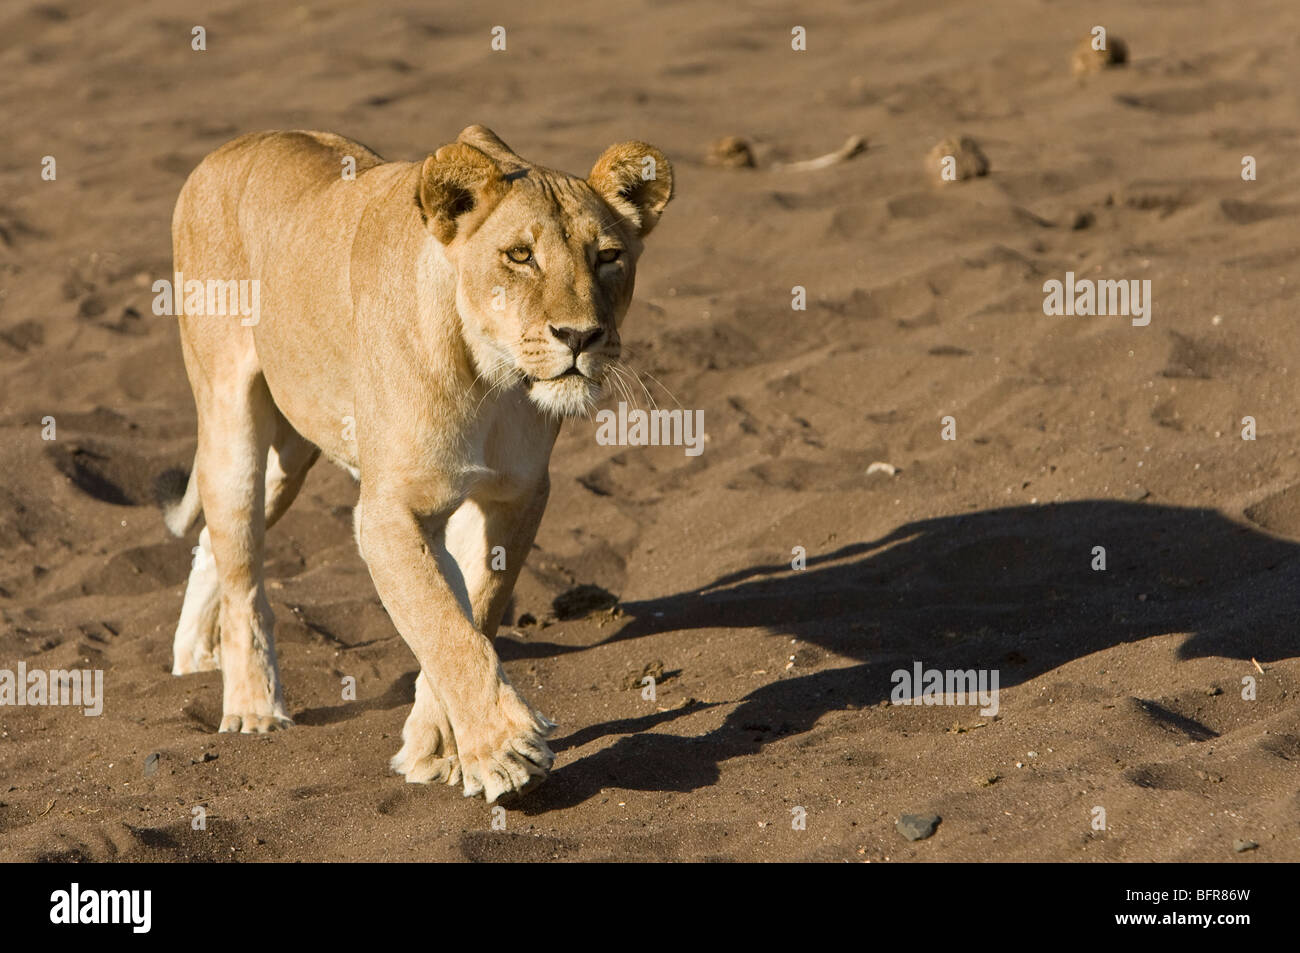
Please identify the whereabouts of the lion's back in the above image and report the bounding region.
[171,131,388,268]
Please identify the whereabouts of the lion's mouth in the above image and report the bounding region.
[522,364,604,418]
[528,366,588,384]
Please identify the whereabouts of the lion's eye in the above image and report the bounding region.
[505,246,534,264]
[597,248,622,265]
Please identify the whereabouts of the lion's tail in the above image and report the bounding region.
[154,458,202,537]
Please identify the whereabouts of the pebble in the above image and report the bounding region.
[896,813,941,841]
[1071,35,1129,76]
[143,752,161,777]
[926,136,989,184]
[706,136,756,169]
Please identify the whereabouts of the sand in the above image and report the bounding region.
[1,0,1299,861]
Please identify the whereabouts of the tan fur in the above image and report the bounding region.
[166,126,672,801]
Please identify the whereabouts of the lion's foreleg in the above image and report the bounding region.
[359,486,554,802]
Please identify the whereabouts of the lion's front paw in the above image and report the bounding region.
[457,693,556,803]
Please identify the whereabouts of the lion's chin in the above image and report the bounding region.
[526,374,601,418]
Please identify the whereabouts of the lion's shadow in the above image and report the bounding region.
[516,500,1300,811]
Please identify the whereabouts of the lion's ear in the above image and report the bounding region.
[417,143,508,244]
[588,141,674,238]
[456,125,527,173]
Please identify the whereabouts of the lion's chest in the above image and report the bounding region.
[455,393,557,503]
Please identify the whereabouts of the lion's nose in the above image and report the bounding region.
[548,325,603,357]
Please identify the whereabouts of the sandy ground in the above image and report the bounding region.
[2,0,1299,862]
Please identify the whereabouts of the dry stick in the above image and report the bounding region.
[773,135,867,172]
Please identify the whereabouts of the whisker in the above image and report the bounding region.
[637,369,681,409]
[613,358,668,413]
[611,361,647,408]
[626,363,658,411]
[602,364,629,408]
[609,362,639,411]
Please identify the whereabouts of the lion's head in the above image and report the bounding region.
[416,125,673,418]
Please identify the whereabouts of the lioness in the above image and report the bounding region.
[160,126,672,802]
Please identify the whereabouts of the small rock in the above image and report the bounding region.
[706,136,757,169]
[1233,839,1258,853]
[1124,485,1150,502]
[926,136,989,184]
[143,752,161,777]
[896,813,941,841]
[1206,686,1223,696]
[866,461,898,476]
[1072,34,1129,77]
[552,584,618,620]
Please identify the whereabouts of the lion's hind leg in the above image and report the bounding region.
[172,525,222,674]
[390,673,462,786]
[192,374,292,733]
[172,419,319,677]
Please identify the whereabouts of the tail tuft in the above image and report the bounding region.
[153,464,201,537]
